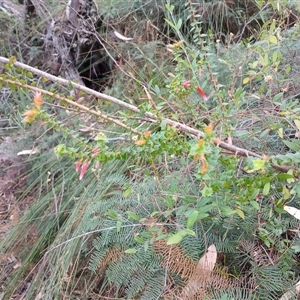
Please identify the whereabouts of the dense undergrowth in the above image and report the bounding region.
[1,0,300,299]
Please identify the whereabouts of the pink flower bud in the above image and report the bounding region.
[183,80,191,88]
[75,161,82,172]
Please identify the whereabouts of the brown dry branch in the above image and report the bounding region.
[0,57,264,158]
[0,57,294,175]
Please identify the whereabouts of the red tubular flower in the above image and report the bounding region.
[92,147,100,158]
[79,161,90,180]
[75,161,82,172]
[196,86,208,101]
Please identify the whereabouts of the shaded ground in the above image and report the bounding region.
[0,137,37,294]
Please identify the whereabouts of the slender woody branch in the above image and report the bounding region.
[0,56,265,159]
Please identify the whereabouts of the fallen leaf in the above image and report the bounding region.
[284,206,300,220]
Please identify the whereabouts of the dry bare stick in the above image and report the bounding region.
[0,0,23,17]
[0,56,267,159]
[29,0,52,22]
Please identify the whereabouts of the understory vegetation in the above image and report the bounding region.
[1,0,300,299]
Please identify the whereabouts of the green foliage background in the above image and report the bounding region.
[1,0,300,299]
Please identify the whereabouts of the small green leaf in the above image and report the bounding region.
[26,71,33,78]
[165,195,174,208]
[154,84,161,96]
[164,210,173,218]
[273,92,284,102]
[155,234,168,241]
[140,231,153,238]
[144,242,149,252]
[176,18,183,30]
[197,213,209,220]
[294,120,300,131]
[282,140,300,152]
[167,233,183,245]
[148,226,160,232]
[134,236,145,244]
[277,128,283,139]
[151,211,160,217]
[283,186,291,200]
[263,53,269,66]
[201,186,213,197]
[127,211,139,221]
[116,220,122,232]
[233,130,250,138]
[187,210,198,228]
[123,187,131,197]
[253,159,265,171]
[235,208,245,219]
[291,245,300,253]
[125,248,137,254]
[164,18,176,30]
[276,173,294,180]
[263,182,270,195]
[165,3,174,12]
[264,239,270,247]
[243,77,250,84]
[106,209,118,219]
[250,201,259,210]
[287,169,295,184]
[268,35,278,44]
[270,19,276,33]
[182,196,197,203]
[260,128,270,138]
[272,51,278,63]
[219,206,236,216]
[178,229,195,236]
[198,204,215,213]
[274,206,286,214]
